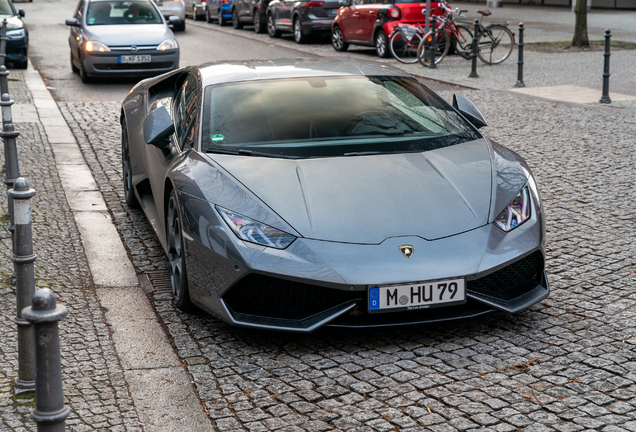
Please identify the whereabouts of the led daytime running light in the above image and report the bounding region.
[217,206,296,249]
[494,185,531,232]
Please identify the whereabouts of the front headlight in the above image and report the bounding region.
[217,206,296,249]
[494,185,531,232]
[157,39,178,51]
[6,29,25,38]
[85,40,110,52]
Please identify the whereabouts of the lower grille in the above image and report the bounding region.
[467,251,544,301]
[94,62,173,71]
[223,274,361,321]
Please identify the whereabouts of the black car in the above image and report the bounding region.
[230,0,269,33]
[266,0,340,43]
[0,0,28,69]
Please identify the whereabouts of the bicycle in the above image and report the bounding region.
[471,9,515,65]
[415,3,473,66]
[388,24,426,64]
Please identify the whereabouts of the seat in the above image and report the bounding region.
[476,9,492,16]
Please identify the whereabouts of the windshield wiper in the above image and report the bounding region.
[343,151,393,156]
[204,148,301,159]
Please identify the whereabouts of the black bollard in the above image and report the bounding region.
[0,19,6,67]
[515,22,525,88]
[22,288,70,432]
[599,29,611,104]
[428,16,437,69]
[468,19,479,78]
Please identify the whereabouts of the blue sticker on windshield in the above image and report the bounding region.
[89,17,95,24]
[211,134,224,142]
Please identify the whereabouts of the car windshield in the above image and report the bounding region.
[86,1,162,25]
[201,76,480,158]
[0,0,14,15]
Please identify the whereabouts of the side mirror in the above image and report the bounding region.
[339,0,349,6]
[65,18,80,26]
[18,9,25,18]
[143,106,174,149]
[452,93,487,129]
[168,15,181,25]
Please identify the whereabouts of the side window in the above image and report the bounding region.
[351,0,364,5]
[173,75,199,150]
[75,0,85,20]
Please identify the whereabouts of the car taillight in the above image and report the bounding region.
[388,6,400,19]
[221,0,230,4]
[306,1,324,7]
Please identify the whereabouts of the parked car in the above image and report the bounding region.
[120,58,548,332]
[229,0,268,33]
[0,0,28,69]
[266,0,340,43]
[332,0,442,57]
[184,0,206,20]
[66,0,180,83]
[154,0,186,31]
[205,0,231,25]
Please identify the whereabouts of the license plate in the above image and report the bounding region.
[368,277,465,313]
[119,55,151,64]
[330,8,338,14]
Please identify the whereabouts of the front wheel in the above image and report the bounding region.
[166,190,192,310]
[232,8,243,29]
[417,30,450,66]
[477,25,514,65]
[454,24,473,60]
[389,28,423,64]
[331,26,348,51]
[121,122,140,209]
[374,29,390,58]
[267,14,280,38]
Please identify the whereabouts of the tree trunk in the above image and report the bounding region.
[573,0,589,47]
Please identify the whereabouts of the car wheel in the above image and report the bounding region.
[267,13,280,38]
[206,7,213,23]
[331,25,348,51]
[121,121,140,209]
[70,53,79,73]
[293,18,305,44]
[232,8,243,29]
[253,10,264,33]
[175,20,186,31]
[15,60,28,70]
[375,29,390,58]
[218,11,227,26]
[166,189,192,310]
[79,59,91,83]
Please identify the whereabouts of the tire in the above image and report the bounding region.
[218,11,227,26]
[232,8,243,29]
[389,28,423,64]
[331,25,348,51]
[477,25,514,65]
[71,52,79,73]
[293,18,305,44]
[206,7,213,23]
[374,29,390,58]
[79,59,91,83]
[253,10,264,33]
[267,13,280,38]
[15,59,28,70]
[454,24,473,60]
[166,189,193,310]
[121,121,140,209]
[417,30,450,67]
[174,21,186,31]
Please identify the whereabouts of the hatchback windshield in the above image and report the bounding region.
[86,1,162,25]
[0,0,14,16]
[201,76,480,158]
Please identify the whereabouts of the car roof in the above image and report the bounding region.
[197,58,414,87]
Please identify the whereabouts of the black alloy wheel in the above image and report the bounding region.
[166,190,192,309]
[331,26,348,51]
[375,29,390,58]
[267,13,280,37]
[253,10,264,33]
[121,121,140,209]
[232,8,243,29]
[293,18,305,44]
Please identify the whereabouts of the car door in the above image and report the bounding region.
[357,0,380,42]
[69,0,85,62]
[340,0,362,40]
[276,0,293,29]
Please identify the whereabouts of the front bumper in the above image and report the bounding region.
[82,49,179,78]
[6,36,28,63]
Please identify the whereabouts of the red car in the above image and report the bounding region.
[332,0,442,58]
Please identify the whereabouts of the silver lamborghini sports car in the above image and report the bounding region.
[121,58,548,332]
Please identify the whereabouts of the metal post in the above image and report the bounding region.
[2,92,20,287]
[0,65,9,97]
[428,16,437,69]
[0,19,7,67]
[9,178,35,395]
[599,29,611,104]
[468,19,479,78]
[515,22,525,88]
[22,288,71,432]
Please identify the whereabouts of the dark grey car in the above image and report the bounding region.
[121,58,548,332]
[266,0,341,43]
[66,0,180,83]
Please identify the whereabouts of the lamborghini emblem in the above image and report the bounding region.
[399,245,414,259]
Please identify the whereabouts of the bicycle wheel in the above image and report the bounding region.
[389,29,424,64]
[477,25,514,65]
[417,30,450,67]
[454,24,473,60]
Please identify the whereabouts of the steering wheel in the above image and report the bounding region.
[341,110,391,135]
[131,15,148,22]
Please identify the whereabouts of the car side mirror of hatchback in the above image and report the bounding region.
[65,18,80,26]
[143,106,174,149]
[18,9,25,18]
[168,15,181,25]
[452,93,488,129]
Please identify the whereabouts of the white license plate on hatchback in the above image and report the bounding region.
[119,55,151,64]
[368,278,466,313]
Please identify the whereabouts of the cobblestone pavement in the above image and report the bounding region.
[0,71,143,431]
[59,83,636,431]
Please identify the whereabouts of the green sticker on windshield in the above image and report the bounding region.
[88,17,95,24]
[211,134,225,142]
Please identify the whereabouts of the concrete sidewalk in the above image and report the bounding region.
[0,66,213,431]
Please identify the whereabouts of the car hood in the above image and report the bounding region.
[0,15,24,30]
[85,24,172,46]
[212,138,493,244]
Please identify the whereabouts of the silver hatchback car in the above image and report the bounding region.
[66,0,180,83]
[153,0,185,31]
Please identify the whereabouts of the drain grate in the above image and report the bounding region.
[146,270,172,294]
